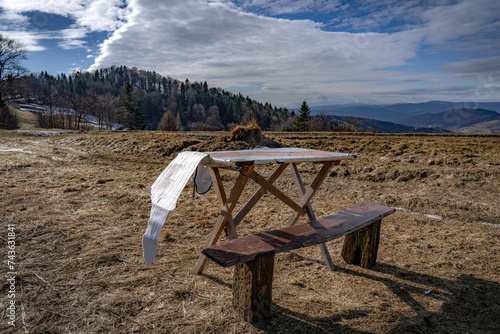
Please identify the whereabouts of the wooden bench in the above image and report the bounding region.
[202,201,395,323]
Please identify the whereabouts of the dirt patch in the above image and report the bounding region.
[0,130,499,333]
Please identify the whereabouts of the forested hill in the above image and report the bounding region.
[19,66,290,130]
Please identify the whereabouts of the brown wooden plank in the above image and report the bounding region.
[202,148,356,167]
[290,163,315,221]
[290,163,335,271]
[286,161,333,227]
[207,149,353,161]
[233,163,289,228]
[209,167,238,240]
[193,166,253,274]
[247,170,306,216]
[203,202,395,267]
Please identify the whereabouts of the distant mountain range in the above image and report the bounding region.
[401,108,500,130]
[310,101,500,134]
[317,115,450,134]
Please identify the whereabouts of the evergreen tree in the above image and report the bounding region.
[121,81,146,130]
[11,64,291,131]
[293,101,311,131]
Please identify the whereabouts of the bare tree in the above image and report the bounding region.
[0,34,27,129]
[192,103,206,122]
[67,92,92,130]
[157,110,178,131]
[94,93,119,129]
[175,112,182,130]
[36,84,63,128]
[206,105,223,130]
[0,34,27,104]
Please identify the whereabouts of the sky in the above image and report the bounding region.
[1,0,499,108]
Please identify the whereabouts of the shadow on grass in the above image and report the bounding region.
[252,304,372,334]
[338,263,500,333]
[199,272,232,289]
[200,271,372,333]
[202,259,500,333]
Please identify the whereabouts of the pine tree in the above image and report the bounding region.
[293,101,311,131]
[121,81,146,130]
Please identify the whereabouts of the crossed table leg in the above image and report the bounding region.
[194,161,338,274]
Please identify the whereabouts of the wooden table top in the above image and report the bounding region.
[201,147,356,168]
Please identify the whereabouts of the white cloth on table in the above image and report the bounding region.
[142,151,209,265]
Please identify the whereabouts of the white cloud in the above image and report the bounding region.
[91,0,428,105]
[329,1,429,31]
[442,57,500,81]
[76,0,128,31]
[0,0,126,51]
[57,27,88,49]
[0,0,127,30]
[0,30,47,51]
[228,0,343,16]
[417,0,500,55]
[0,10,29,25]
[0,0,84,16]
[2,0,500,104]
[0,27,89,51]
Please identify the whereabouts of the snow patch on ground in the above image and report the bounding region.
[0,148,34,154]
[395,207,498,226]
[394,207,443,220]
[16,101,122,129]
[1,147,68,161]
[473,221,499,227]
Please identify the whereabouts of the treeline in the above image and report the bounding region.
[13,65,291,131]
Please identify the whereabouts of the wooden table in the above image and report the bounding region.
[194,147,356,274]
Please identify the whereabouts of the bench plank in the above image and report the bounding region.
[203,201,395,267]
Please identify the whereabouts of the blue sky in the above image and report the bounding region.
[1,0,499,107]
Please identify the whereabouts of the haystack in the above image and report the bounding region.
[184,120,281,153]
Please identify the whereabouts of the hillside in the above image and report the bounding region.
[12,66,290,131]
[316,115,450,133]
[9,99,451,134]
[9,67,500,134]
[317,106,404,122]
[311,103,500,134]
[401,108,500,132]
[458,120,500,134]
[311,101,500,119]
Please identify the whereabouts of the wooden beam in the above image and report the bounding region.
[290,163,315,220]
[247,170,306,216]
[290,163,335,271]
[193,166,253,274]
[286,161,333,227]
[232,163,289,227]
[209,167,237,240]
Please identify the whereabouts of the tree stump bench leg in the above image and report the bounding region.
[341,219,381,268]
[232,254,274,323]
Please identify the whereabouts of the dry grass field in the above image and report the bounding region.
[1,129,499,333]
